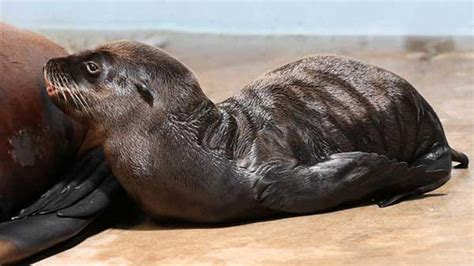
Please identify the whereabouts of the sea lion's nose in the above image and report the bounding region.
[43,58,55,72]
[44,58,65,69]
[42,60,50,72]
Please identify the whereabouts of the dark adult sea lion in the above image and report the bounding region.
[41,40,468,223]
[0,24,123,263]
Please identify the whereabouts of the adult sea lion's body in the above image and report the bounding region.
[42,41,468,223]
[0,22,80,220]
[0,24,122,264]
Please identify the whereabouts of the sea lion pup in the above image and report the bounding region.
[43,40,468,223]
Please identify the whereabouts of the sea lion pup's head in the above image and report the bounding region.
[43,40,208,131]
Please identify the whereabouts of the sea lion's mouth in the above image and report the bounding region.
[46,84,56,96]
[44,76,58,97]
[43,68,57,97]
[43,72,64,99]
[43,63,59,97]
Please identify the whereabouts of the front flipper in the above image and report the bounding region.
[0,148,123,264]
[14,148,107,218]
[254,152,450,214]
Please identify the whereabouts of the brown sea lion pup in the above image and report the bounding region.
[42,40,468,223]
[0,23,124,264]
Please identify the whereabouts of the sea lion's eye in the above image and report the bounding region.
[85,62,100,75]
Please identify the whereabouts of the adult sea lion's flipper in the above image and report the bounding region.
[254,150,452,214]
[13,148,107,218]
[0,213,92,264]
[0,148,123,264]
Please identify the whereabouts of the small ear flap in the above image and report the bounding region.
[135,83,154,107]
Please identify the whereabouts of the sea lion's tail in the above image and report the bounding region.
[451,148,469,169]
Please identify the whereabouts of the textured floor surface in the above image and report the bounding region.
[39,33,473,265]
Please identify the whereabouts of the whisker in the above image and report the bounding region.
[43,64,50,87]
[66,84,84,111]
[51,64,68,107]
[46,63,95,118]
[57,71,82,111]
[56,72,75,108]
[72,82,92,117]
[67,76,91,116]
[53,73,68,107]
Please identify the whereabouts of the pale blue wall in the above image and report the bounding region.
[0,0,472,35]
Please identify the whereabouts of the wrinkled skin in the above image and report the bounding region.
[0,23,84,220]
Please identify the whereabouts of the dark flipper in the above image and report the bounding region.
[0,200,14,222]
[375,145,453,207]
[0,148,123,264]
[13,148,106,219]
[451,148,469,169]
[0,214,91,264]
[254,149,451,214]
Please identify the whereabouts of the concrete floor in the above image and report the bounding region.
[39,33,473,265]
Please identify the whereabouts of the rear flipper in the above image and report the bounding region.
[451,148,469,169]
[0,148,123,264]
[254,149,451,214]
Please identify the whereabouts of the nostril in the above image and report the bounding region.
[46,84,57,96]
